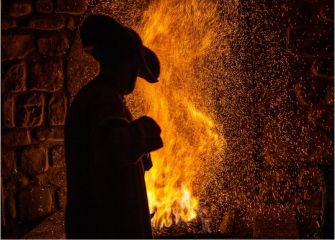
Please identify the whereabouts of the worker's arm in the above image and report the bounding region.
[91,89,162,166]
[92,115,162,167]
[142,154,153,171]
[89,89,162,206]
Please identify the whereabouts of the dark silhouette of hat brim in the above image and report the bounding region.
[138,47,160,83]
[124,27,160,83]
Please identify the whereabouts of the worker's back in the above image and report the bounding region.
[64,79,153,238]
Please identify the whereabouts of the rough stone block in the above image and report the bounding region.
[253,205,299,238]
[324,86,334,105]
[35,0,53,14]
[48,93,67,126]
[23,210,65,239]
[298,188,324,207]
[308,131,333,165]
[31,126,64,142]
[56,0,88,14]
[67,34,99,97]
[320,2,334,22]
[16,93,45,128]
[1,148,17,178]
[219,210,234,235]
[7,194,17,219]
[296,205,323,238]
[287,1,322,27]
[249,5,289,48]
[293,74,332,107]
[259,169,294,203]
[38,33,69,56]
[310,76,331,102]
[311,58,334,79]
[21,145,48,175]
[2,62,27,92]
[297,167,324,188]
[1,34,35,61]
[67,16,79,30]
[56,188,67,209]
[261,111,307,166]
[28,16,65,30]
[307,105,333,132]
[2,94,15,128]
[287,25,333,56]
[317,106,333,132]
[19,186,54,221]
[1,18,17,30]
[3,179,18,197]
[9,1,32,17]
[18,175,30,188]
[30,59,64,91]
[293,81,311,107]
[50,145,65,167]
[2,129,30,146]
[47,167,66,187]
[231,208,253,238]
[33,173,49,186]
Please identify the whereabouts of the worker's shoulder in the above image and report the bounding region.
[93,83,126,107]
[74,79,121,103]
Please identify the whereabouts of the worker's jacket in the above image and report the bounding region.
[64,79,153,239]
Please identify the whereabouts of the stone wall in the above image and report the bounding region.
[287,0,333,237]
[1,0,333,238]
[1,0,89,238]
[246,0,333,238]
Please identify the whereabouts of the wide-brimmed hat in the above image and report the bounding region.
[80,14,159,83]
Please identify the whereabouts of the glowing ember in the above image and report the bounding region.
[126,0,226,229]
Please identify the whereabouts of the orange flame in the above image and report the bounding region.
[127,0,226,229]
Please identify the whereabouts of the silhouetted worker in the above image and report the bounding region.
[64,14,163,239]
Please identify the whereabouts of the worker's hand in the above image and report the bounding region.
[132,116,163,153]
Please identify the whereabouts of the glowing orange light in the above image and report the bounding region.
[127,0,226,229]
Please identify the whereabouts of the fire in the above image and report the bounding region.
[126,0,226,229]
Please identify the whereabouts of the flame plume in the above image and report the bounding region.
[126,0,226,229]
